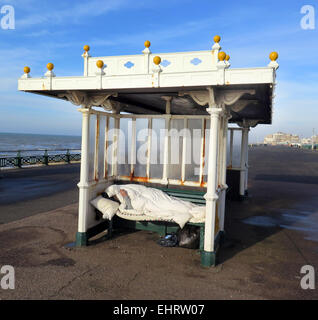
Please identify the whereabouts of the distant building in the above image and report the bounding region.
[302,135,318,146]
[312,135,318,144]
[301,138,312,145]
[264,132,300,145]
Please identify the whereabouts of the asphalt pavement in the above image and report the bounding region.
[0,147,318,300]
[0,163,80,223]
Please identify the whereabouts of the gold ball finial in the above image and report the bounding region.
[47,63,54,71]
[24,66,30,74]
[214,35,221,43]
[225,54,230,61]
[269,51,278,61]
[96,60,104,69]
[83,45,90,52]
[153,56,161,65]
[218,51,226,61]
[144,40,151,48]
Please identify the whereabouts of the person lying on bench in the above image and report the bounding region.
[102,189,133,209]
[119,189,133,210]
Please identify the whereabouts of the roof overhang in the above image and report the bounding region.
[18,46,278,125]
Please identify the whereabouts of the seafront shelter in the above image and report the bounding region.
[18,36,278,267]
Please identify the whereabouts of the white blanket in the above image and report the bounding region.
[106,184,206,228]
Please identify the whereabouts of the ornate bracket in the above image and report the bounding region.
[230,100,258,112]
[237,119,259,129]
[58,91,89,108]
[58,90,119,111]
[217,89,255,106]
[179,87,216,107]
[179,87,256,112]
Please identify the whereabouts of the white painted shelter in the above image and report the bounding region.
[18,36,278,267]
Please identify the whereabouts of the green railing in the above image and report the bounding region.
[0,149,81,168]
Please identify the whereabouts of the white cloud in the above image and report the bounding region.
[15,0,127,28]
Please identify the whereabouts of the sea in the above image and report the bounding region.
[0,131,243,167]
[0,132,81,157]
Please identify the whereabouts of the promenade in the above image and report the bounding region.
[0,146,317,299]
[0,164,80,223]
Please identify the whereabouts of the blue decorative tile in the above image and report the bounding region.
[124,61,135,69]
[161,59,171,67]
[190,58,202,66]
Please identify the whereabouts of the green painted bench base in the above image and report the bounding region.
[201,251,216,267]
[76,220,111,247]
[76,217,225,267]
[75,232,88,247]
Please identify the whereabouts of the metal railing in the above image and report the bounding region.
[0,149,81,168]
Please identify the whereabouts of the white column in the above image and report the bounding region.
[162,97,172,185]
[104,116,109,179]
[245,129,249,192]
[130,118,136,177]
[199,118,206,185]
[146,118,152,178]
[219,114,229,231]
[78,109,91,233]
[239,127,249,196]
[94,115,100,181]
[204,106,222,252]
[112,115,120,177]
[181,118,188,183]
[217,115,224,188]
[229,129,234,167]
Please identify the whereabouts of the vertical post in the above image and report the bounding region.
[94,115,100,181]
[229,129,234,167]
[146,118,152,179]
[245,129,249,193]
[216,114,224,236]
[142,44,151,74]
[239,126,249,197]
[77,108,91,246]
[181,118,188,183]
[44,149,49,165]
[162,97,172,185]
[199,118,206,186]
[130,118,136,178]
[104,116,109,179]
[82,49,91,77]
[66,149,70,164]
[217,116,224,188]
[202,102,223,267]
[112,114,120,177]
[219,114,229,232]
[15,151,21,168]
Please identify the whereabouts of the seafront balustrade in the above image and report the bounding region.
[0,148,81,168]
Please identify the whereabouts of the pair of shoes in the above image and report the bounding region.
[157,233,178,247]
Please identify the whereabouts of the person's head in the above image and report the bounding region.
[119,189,128,197]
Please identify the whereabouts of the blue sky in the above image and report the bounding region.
[0,0,317,142]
